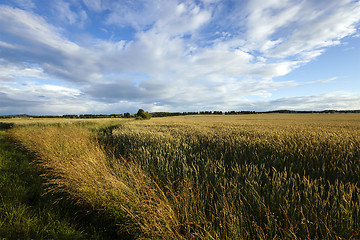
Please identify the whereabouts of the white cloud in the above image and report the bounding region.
[13,0,35,10]
[105,0,165,30]
[153,2,211,36]
[3,82,81,101]
[266,0,360,59]
[246,0,303,44]
[0,6,79,52]
[0,41,17,49]
[258,92,360,111]
[0,5,100,84]
[0,0,360,114]
[53,0,88,26]
[82,0,103,12]
[104,0,211,36]
[0,81,88,115]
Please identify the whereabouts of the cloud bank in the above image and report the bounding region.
[0,0,360,114]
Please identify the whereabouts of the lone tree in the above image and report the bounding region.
[136,109,151,120]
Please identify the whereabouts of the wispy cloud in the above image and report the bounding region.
[254,92,360,111]
[262,0,360,60]
[53,0,88,26]
[82,0,103,12]
[13,0,35,10]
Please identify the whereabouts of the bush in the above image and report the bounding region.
[136,109,151,120]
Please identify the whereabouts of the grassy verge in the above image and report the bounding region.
[0,122,133,239]
[7,121,183,239]
[0,125,83,239]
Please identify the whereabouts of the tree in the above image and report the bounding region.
[136,109,151,120]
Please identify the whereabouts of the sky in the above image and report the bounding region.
[0,0,360,115]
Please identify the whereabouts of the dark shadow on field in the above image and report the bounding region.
[0,122,14,130]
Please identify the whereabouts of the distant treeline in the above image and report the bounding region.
[151,109,360,117]
[1,109,360,119]
[0,113,133,119]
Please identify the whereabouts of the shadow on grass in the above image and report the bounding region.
[0,127,134,239]
[0,122,14,130]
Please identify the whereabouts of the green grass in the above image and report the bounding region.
[0,122,132,239]
[0,127,79,239]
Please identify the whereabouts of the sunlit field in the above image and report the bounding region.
[2,114,360,239]
[0,117,131,127]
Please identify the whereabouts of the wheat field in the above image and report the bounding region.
[5,114,360,239]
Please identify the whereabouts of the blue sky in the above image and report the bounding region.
[0,0,359,115]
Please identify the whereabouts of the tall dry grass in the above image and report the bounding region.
[9,125,186,239]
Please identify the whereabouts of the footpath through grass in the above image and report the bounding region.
[0,123,126,239]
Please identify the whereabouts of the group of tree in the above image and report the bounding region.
[225,111,256,115]
[151,110,256,117]
[0,112,141,119]
[136,109,151,120]
[150,112,199,117]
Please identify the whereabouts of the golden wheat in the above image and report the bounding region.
[7,114,360,239]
